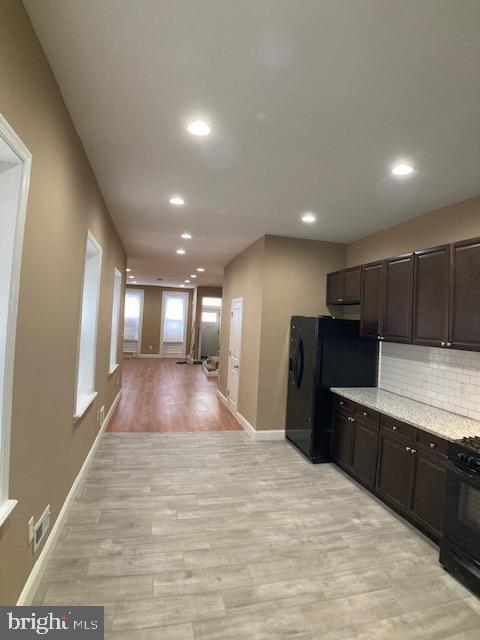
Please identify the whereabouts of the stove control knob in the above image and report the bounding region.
[458,453,467,463]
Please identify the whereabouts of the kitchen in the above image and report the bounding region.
[286,232,480,599]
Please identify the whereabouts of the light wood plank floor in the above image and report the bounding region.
[108,358,240,432]
[33,432,480,638]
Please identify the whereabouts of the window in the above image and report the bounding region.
[0,116,32,525]
[163,293,187,343]
[109,268,122,374]
[202,297,222,308]
[202,311,218,323]
[75,231,102,419]
[124,289,143,354]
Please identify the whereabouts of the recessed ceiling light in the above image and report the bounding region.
[169,196,185,206]
[301,212,316,224]
[185,279,190,283]
[180,284,185,288]
[187,120,211,136]
[176,248,186,255]
[126,268,131,272]
[391,162,414,176]
[128,275,134,278]
[196,267,205,272]
[190,274,197,278]
[132,281,137,284]
[181,233,192,239]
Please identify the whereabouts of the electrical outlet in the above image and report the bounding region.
[27,516,35,544]
[149,345,152,351]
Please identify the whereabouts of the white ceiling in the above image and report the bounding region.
[25,0,480,287]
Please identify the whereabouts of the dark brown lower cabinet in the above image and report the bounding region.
[408,447,446,539]
[331,394,447,543]
[376,431,412,510]
[330,409,354,469]
[351,418,379,488]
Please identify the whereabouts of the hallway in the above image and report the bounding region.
[32,432,480,638]
[108,358,240,432]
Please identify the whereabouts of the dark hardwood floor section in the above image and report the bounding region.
[108,358,241,432]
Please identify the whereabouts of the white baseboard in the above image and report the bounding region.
[16,388,122,605]
[216,389,285,442]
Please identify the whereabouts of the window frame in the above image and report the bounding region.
[0,115,32,526]
[109,268,123,375]
[74,230,103,421]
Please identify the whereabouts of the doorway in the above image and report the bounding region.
[123,288,144,356]
[199,296,222,359]
[160,290,189,358]
[227,297,243,415]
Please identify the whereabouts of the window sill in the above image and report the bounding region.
[0,499,18,527]
[74,392,98,422]
[108,363,119,376]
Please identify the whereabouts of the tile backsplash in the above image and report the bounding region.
[378,342,480,421]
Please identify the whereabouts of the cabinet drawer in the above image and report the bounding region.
[381,415,416,440]
[415,429,448,455]
[353,404,380,431]
[333,396,353,413]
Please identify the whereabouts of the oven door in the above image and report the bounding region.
[442,461,480,560]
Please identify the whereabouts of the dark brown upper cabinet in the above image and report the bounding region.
[326,270,344,305]
[412,245,450,348]
[326,267,361,305]
[343,267,361,304]
[360,261,384,339]
[383,254,414,344]
[449,237,480,352]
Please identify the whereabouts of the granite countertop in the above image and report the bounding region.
[330,387,480,442]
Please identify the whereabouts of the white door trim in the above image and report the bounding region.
[0,114,32,525]
[160,290,189,358]
[227,297,243,415]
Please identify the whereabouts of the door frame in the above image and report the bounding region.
[198,305,221,359]
[227,297,243,415]
[0,115,32,524]
[160,290,189,358]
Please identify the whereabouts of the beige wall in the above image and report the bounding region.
[219,237,265,426]
[0,0,126,603]
[257,235,346,429]
[219,235,345,430]
[126,285,193,355]
[346,197,480,267]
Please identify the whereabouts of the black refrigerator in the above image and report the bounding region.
[286,316,378,463]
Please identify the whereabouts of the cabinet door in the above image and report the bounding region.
[360,262,384,338]
[450,238,480,351]
[343,267,361,304]
[326,271,344,305]
[408,448,446,540]
[351,420,379,488]
[376,432,412,511]
[331,409,353,468]
[412,245,450,347]
[383,254,414,343]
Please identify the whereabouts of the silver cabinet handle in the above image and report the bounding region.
[337,298,343,302]
[392,425,399,431]
[441,341,446,347]
[406,446,411,452]
[446,342,452,347]
[362,411,368,417]
[429,442,436,449]
[339,401,344,406]
[411,449,417,454]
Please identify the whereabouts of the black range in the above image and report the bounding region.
[441,436,480,597]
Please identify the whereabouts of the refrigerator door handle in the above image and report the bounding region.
[295,338,305,390]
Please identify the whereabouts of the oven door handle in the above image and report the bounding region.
[448,461,480,486]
